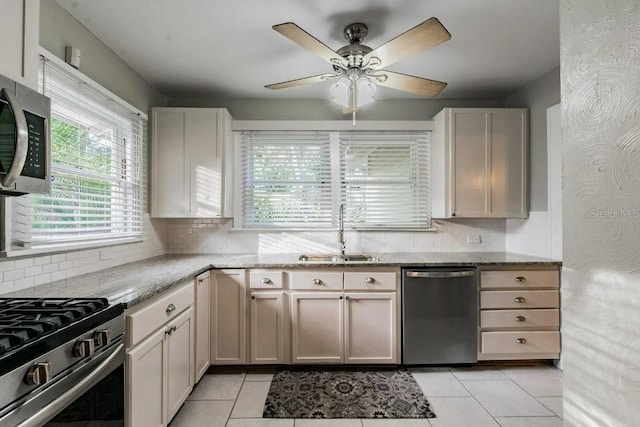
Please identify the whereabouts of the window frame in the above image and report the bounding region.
[234,123,433,231]
[0,49,149,257]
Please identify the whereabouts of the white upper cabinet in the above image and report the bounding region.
[431,108,529,218]
[0,0,39,90]
[151,108,233,218]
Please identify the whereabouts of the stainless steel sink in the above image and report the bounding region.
[298,254,381,262]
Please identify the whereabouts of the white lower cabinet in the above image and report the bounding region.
[291,292,344,363]
[290,280,398,364]
[344,293,397,363]
[250,292,285,363]
[125,281,195,427]
[210,269,246,364]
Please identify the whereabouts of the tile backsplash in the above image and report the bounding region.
[0,216,166,294]
[164,218,506,254]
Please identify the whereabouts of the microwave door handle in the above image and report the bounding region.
[0,88,29,187]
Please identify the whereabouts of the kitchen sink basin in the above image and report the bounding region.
[298,254,381,262]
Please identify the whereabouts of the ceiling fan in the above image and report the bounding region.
[266,18,451,115]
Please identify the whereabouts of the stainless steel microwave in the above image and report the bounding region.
[0,73,51,196]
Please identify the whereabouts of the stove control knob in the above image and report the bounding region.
[93,329,110,347]
[73,338,95,357]
[26,362,51,385]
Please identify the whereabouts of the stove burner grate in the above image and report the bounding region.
[0,298,109,355]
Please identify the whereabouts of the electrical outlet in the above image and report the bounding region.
[467,235,482,244]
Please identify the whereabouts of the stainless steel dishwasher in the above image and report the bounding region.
[402,267,478,364]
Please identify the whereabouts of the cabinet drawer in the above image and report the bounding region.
[126,280,194,348]
[344,272,396,291]
[249,270,284,289]
[481,270,559,288]
[481,331,560,354]
[290,271,343,290]
[480,290,558,309]
[481,309,559,328]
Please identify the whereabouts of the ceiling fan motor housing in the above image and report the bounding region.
[335,23,373,71]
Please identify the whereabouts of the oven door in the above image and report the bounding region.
[1,340,124,427]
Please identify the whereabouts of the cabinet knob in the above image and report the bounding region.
[345,295,350,300]
[166,303,176,314]
[251,295,256,300]
[514,296,526,303]
[261,278,272,284]
[198,278,205,283]
[515,276,526,283]
[514,315,526,322]
[516,338,527,344]
[451,212,456,217]
[364,277,375,284]
[312,279,323,286]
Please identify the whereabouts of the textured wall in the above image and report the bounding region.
[561,1,640,426]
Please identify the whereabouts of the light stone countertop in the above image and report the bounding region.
[1,252,561,308]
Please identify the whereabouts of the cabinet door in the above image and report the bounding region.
[151,109,188,217]
[291,292,343,363]
[344,293,397,364]
[188,110,221,217]
[0,0,39,89]
[211,270,246,364]
[166,307,194,422]
[489,110,528,217]
[126,328,166,427]
[451,110,490,217]
[194,271,210,382]
[250,292,285,364]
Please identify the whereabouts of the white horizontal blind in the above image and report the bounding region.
[240,131,333,228]
[340,131,430,228]
[11,56,146,246]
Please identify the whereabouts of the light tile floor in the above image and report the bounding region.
[169,364,563,427]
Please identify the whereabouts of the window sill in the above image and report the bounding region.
[229,227,437,233]
[0,237,144,259]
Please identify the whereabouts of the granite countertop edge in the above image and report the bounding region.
[1,252,562,309]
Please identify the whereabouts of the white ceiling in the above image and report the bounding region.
[57,0,560,100]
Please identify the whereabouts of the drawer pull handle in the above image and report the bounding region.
[516,338,527,344]
[312,279,323,286]
[515,276,526,283]
[166,303,176,314]
[514,297,526,303]
[364,277,376,284]
[261,278,272,284]
[514,315,526,322]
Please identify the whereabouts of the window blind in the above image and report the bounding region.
[340,131,430,228]
[10,56,147,247]
[240,131,333,228]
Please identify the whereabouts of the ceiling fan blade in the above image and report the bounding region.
[375,71,447,97]
[273,22,343,65]
[363,18,451,69]
[265,73,338,90]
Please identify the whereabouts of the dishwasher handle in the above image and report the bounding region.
[405,270,475,278]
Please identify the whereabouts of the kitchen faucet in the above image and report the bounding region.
[338,204,346,256]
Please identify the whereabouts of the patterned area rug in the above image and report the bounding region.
[263,368,436,419]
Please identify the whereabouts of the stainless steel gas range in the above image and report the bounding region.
[0,298,125,427]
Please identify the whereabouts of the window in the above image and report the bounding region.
[239,130,430,229]
[10,55,147,248]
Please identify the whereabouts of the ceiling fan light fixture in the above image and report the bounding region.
[330,77,376,110]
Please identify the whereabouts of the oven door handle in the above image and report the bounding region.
[0,88,29,187]
[16,343,124,427]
